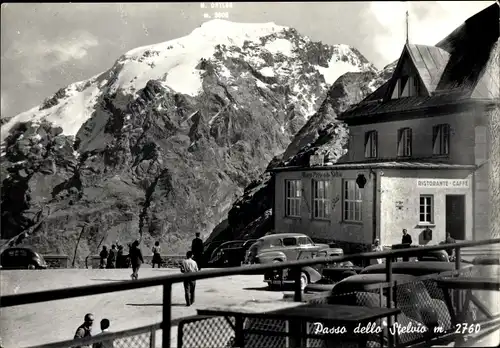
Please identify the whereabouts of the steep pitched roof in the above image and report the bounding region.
[340,3,499,121]
[406,44,451,93]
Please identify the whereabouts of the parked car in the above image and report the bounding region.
[217,239,258,267]
[331,273,451,332]
[208,240,246,266]
[0,247,48,270]
[245,233,332,264]
[360,261,473,277]
[264,250,324,290]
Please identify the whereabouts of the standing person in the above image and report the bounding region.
[129,240,144,280]
[371,239,383,265]
[106,245,117,269]
[180,251,199,306]
[444,232,456,260]
[73,313,94,348]
[152,241,162,268]
[401,229,413,262]
[116,245,124,269]
[92,319,114,348]
[191,233,204,270]
[99,247,108,269]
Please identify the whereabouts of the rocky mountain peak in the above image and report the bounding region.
[1,20,379,262]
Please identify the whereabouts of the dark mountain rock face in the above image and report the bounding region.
[1,20,376,264]
[206,63,396,244]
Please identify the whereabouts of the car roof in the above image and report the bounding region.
[258,233,308,240]
[333,274,416,292]
[1,247,35,254]
[361,261,473,275]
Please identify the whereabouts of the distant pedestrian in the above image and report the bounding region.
[371,239,383,265]
[401,229,412,261]
[444,232,456,259]
[116,245,124,268]
[191,233,204,270]
[74,313,94,348]
[152,241,162,268]
[180,251,199,306]
[106,245,117,269]
[93,319,114,348]
[129,240,144,280]
[99,247,108,269]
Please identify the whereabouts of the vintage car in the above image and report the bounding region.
[0,247,48,270]
[263,249,325,290]
[245,233,334,264]
[330,273,452,332]
[360,261,473,277]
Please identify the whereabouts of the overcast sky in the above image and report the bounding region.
[0,1,493,119]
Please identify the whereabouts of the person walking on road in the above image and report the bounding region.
[152,241,162,268]
[180,251,199,306]
[92,319,114,348]
[106,245,117,269]
[191,233,204,270]
[129,240,144,280]
[73,313,94,348]
[371,239,383,265]
[99,247,108,269]
[401,229,413,262]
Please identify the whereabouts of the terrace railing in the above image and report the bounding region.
[1,238,499,348]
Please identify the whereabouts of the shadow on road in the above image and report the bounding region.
[243,286,283,292]
[90,278,127,282]
[127,303,187,307]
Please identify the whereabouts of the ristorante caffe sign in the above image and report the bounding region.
[417,179,469,188]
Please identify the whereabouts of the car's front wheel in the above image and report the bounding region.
[27,263,36,270]
[300,272,308,290]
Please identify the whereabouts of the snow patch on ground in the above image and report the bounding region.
[264,38,294,57]
[314,58,361,85]
[1,81,101,141]
[259,67,275,77]
[255,79,268,90]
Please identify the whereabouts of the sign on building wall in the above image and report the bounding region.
[416,179,469,188]
[302,171,342,179]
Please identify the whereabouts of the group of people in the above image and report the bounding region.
[98,240,144,280]
[73,313,113,348]
[370,228,457,264]
[99,243,128,269]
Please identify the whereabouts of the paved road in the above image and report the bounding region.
[0,268,287,348]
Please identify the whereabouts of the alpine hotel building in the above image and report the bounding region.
[271,4,499,251]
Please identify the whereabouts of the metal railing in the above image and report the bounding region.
[1,238,499,348]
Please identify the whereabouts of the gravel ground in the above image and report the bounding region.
[0,268,288,348]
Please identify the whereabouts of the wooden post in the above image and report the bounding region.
[162,283,172,348]
[294,267,303,302]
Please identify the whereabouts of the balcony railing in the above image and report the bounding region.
[1,238,499,348]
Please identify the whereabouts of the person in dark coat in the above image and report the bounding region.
[152,241,162,268]
[129,240,144,280]
[99,247,108,269]
[401,229,412,262]
[116,245,124,268]
[73,313,94,348]
[106,245,117,269]
[191,233,204,270]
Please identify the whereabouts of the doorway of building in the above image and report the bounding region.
[445,195,466,240]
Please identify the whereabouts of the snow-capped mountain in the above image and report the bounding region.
[1,19,378,261]
[1,20,375,142]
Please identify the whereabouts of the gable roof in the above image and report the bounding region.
[339,3,499,122]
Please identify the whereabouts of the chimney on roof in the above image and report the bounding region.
[406,10,410,45]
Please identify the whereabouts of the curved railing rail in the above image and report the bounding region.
[1,238,499,348]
